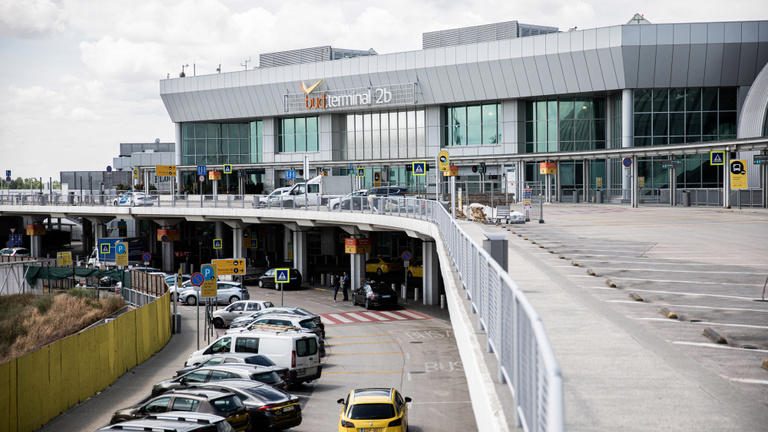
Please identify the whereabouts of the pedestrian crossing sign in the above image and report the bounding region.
[710,150,725,166]
[100,243,111,254]
[412,161,426,176]
[275,268,290,284]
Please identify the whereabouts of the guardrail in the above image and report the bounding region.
[0,191,564,432]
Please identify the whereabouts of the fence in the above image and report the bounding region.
[0,293,170,432]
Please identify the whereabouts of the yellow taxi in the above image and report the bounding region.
[365,257,402,275]
[337,388,411,432]
[406,259,423,278]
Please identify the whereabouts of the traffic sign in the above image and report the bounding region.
[201,264,217,298]
[401,250,413,261]
[412,161,426,176]
[56,251,72,267]
[190,272,204,287]
[710,150,725,166]
[730,160,748,190]
[142,252,152,263]
[156,165,177,177]
[213,258,245,275]
[286,169,296,180]
[208,171,222,181]
[213,238,223,250]
[132,168,139,180]
[622,157,632,168]
[275,268,290,284]
[438,150,450,172]
[115,242,129,267]
[753,155,768,165]
[198,175,205,182]
[197,165,207,176]
[99,242,111,255]
[356,167,365,178]
[4,170,10,182]
[223,164,233,175]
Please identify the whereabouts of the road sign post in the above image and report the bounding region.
[190,271,204,349]
[275,268,290,306]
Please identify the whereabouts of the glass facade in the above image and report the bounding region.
[525,98,606,153]
[279,116,319,153]
[445,103,501,146]
[345,109,425,160]
[633,87,737,146]
[181,121,262,165]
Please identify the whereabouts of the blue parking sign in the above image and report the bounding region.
[197,165,207,176]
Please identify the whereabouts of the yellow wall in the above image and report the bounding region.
[0,293,171,432]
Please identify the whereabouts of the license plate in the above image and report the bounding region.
[381,295,391,298]
[359,429,381,432]
[281,405,295,412]
[298,366,317,377]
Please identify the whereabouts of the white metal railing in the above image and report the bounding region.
[0,191,564,432]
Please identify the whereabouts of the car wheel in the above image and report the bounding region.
[185,296,197,306]
[212,317,225,329]
[228,296,239,304]
[258,280,264,288]
[377,269,383,276]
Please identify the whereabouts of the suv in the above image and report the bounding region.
[152,365,286,396]
[97,412,234,431]
[178,281,250,306]
[110,389,249,431]
[212,300,274,328]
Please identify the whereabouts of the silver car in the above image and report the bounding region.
[177,281,250,306]
[211,300,274,328]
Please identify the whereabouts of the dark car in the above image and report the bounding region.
[109,389,249,431]
[175,354,277,377]
[352,281,399,309]
[97,411,234,431]
[191,380,302,431]
[248,268,302,289]
[152,365,286,396]
[368,186,408,196]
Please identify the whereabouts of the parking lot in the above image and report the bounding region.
[40,282,476,431]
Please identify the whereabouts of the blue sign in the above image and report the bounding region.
[622,157,632,168]
[201,264,215,281]
[115,243,127,255]
[401,250,413,261]
[412,161,426,176]
[285,169,296,180]
[100,243,111,254]
[223,164,232,174]
[197,165,207,176]
[190,272,204,287]
[142,252,151,262]
[275,268,290,283]
[212,238,223,250]
[7,233,22,247]
[4,170,10,182]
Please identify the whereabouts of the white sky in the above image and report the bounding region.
[1,0,766,179]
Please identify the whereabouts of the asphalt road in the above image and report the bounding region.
[40,283,476,431]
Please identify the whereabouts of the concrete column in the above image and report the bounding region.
[283,227,292,263]
[723,150,731,208]
[621,89,633,199]
[631,157,639,208]
[483,232,509,271]
[761,160,768,209]
[161,240,174,273]
[292,230,307,282]
[350,253,365,291]
[232,226,243,259]
[214,221,224,259]
[175,123,182,191]
[583,161,590,202]
[422,241,439,306]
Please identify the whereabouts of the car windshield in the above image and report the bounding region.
[251,371,281,385]
[349,403,395,420]
[244,385,287,402]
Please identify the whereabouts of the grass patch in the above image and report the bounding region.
[0,290,126,363]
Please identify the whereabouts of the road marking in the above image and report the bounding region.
[672,341,768,354]
[362,311,388,321]
[330,341,399,347]
[398,310,430,320]
[345,312,371,322]
[722,377,768,385]
[635,317,768,330]
[330,351,403,356]
[328,313,353,323]
[325,334,389,339]
[596,267,768,276]
[410,401,473,404]
[614,288,757,301]
[379,311,407,320]
[609,276,764,287]
[605,300,768,313]
[324,370,401,375]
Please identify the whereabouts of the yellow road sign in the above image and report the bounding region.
[115,242,129,267]
[213,258,246,275]
[438,149,450,172]
[201,264,217,298]
[156,165,177,176]
[56,251,72,267]
[730,160,748,190]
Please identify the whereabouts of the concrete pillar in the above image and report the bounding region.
[175,123,182,191]
[723,150,731,208]
[283,227,292,263]
[482,232,508,271]
[161,240,174,273]
[81,219,93,257]
[232,226,243,259]
[292,230,307,281]
[422,241,439,306]
[583,161,590,202]
[214,222,224,258]
[350,253,365,291]
[621,89,633,199]
[631,157,639,208]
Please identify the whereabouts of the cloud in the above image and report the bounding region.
[0,0,64,37]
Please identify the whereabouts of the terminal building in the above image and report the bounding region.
[159,16,768,204]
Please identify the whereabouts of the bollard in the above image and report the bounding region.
[173,313,182,334]
[440,294,446,310]
[399,284,406,300]
[414,288,420,302]
[320,274,326,286]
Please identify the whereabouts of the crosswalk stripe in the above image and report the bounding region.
[328,313,354,323]
[346,312,371,322]
[397,310,429,320]
[379,311,407,320]
[362,311,388,321]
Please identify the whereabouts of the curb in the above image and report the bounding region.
[660,307,678,320]
[606,279,618,288]
[703,327,728,345]
[628,292,645,302]
[762,359,768,371]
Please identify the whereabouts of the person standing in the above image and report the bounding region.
[341,271,350,301]
[332,274,341,302]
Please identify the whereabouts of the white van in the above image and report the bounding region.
[185,330,321,386]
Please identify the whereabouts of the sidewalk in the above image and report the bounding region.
[460,218,768,432]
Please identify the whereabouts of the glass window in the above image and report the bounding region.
[702,88,718,111]
[172,398,200,412]
[349,404,396,420]
[634,114,652,136]
[295,117,306,152]
[718,111,737,137]
[482,104,498,144]
[686,88,702,111]
[653,112,668,136]
[467,105,481,145]
[144,397,171,414]
[235,337,259,353]
[307,117,318,151]
[283,118,295,152]
[719,88,737,111]
[559,100,574,120]
[653,89,669,112]
[670,88,686,112]
[296,338,318,356]
[702,112,719,136]
[634,89,652,113]
[669,113,685,136]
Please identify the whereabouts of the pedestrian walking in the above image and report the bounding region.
[341,271,350,301]
[332,274,341,302]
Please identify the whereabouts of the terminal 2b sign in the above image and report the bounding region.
[285,80,416,113]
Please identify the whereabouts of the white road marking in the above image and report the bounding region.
[345,312,371,322]
[596,267,768,276]
[328,313,353,323]
[634,317,768,330]
[362,311,388,321]
[379,311,407,320]
[723,377,768,385]
[609,276,764,287]
[615,288,757,301]
[585,286,616,290]
[398,310,428,320]
[672,341,768,354]
[605,300,768,313]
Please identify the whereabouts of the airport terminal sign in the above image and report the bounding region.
[285,80,416,113]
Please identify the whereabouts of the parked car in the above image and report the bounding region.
[212,300,274,328]
[166,274,191,288]
[256,187,292,207]
[0,247,29,256]
[229,314,326,357]
[365,257,402,275]
[97,412,234,432]
[113,192,156,207]
[178,281,250,306]
[407,259,423,278]
[174,353,278,377]
[249,268,302,290]
[151,365,286,396]
[337,388,411,432]
[328,189,368,210]
[368,186,408,196]
[228,306,325,338]
[352,281,399,310]
[110,389,249,431]
[190,380,302,431]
